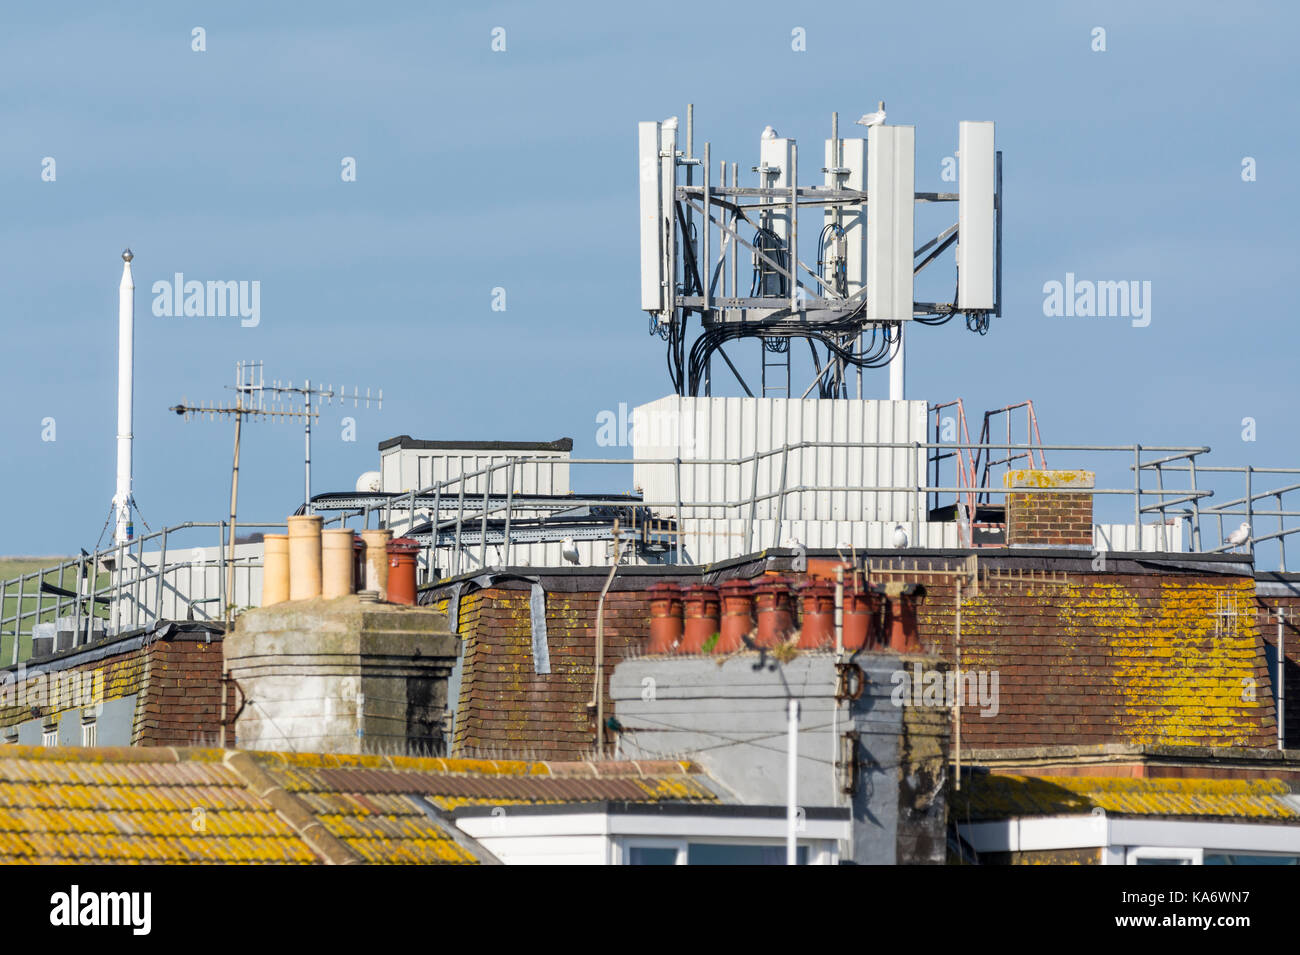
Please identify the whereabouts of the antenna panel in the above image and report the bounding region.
[638,121,664,312]
[957,120,996,310]
[867,124,915,322]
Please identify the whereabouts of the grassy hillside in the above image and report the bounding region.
[0,557,71,581]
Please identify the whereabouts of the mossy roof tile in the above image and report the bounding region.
[954,774,1300,821]
[0,744,719,864]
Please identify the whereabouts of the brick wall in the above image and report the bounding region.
[137,635,230,746]
[0,629,227,747]
[1004,469,1094,547]
[422,558,1278,761]
[918,571,1275,749]
[0,646,147,735]
[428,584,653,758]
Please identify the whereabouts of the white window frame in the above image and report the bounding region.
[967,815,1300,864]
[41,727,57,747]
[615,835,833,866]
[458,808,848,865]
[618,837,687,865]
[81,720,97,747]
[1125,846,1202,865]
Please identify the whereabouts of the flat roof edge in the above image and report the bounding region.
[379,435,574,453]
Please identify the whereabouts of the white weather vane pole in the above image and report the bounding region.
[114,248,135,545]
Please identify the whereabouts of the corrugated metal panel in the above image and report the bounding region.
[633,396,927,524]
[426,520,1180,576]
[381,446,570,496]
[1094,523,1184,553]
[430,537,637,577]
[677,519,957,563]
[427,518,959,572]
[116,542,263,626]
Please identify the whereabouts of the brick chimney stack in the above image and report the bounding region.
[1003,469,1094,548]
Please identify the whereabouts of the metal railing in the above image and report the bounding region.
[8,440,1296,667]
[321,440,1225,569]
[1137,462,1300,571]
[0,514,348,666]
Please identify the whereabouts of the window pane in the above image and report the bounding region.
[628,847,677,866]
[1205,853,1299,866]
[687,844,809,865]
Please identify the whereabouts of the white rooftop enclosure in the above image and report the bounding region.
[379,437,571,497]
[632,396,927,524]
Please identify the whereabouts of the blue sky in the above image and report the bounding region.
[2,1,1297,555]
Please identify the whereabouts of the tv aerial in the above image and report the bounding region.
[169,361,382,619]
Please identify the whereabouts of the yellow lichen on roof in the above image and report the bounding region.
[0,745,719,865]
[626,775,719,801]
[0,746,317,864]
[1054,579,1270,746]
[256,750,552,777]
[344,836,478,864]
[426,795,550,811]
[955,773,1299,821]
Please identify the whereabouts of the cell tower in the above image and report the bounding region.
[637,105,1002,400]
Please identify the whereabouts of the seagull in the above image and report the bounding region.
[516,555,531,568]
[855,101,886,128]
[761,125,778,140]
[892,523,909,549]
[561,537,580,565]
[1224,522,1251,552]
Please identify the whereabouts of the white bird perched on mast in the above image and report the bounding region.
[856,101,886,128]
[1224,521,1251,552]
[561,537,580,565]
